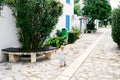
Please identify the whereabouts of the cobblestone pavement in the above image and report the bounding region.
[0,28,111,80]
[70,28,120,80]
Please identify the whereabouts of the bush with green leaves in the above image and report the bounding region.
[112,7,120,48]
[0,0,3,6]
[4,0,15,6]
[68,31,78,44]
[44,36,66,48]
[86,22,96,30]
[56,29,62,37]
[0,0,3,12]
[71,26,80,36]
[74,3,82,16]
[98,22,103,27]
[15,0,63,50]
[56,28,68,38]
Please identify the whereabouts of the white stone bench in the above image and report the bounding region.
[2,50,55,63]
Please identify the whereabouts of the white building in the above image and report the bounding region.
[52,0,74,36]
[72,0,88,33]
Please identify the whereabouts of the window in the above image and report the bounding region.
[66,0,70,4]
[66,15,70,30]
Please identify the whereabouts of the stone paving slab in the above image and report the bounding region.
[0,28,105,80]
[70,28,120,80]
[55,28,106,80]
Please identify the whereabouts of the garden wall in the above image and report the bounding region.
[0,5,21,62]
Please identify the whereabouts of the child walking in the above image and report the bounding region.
[59,45,66,67]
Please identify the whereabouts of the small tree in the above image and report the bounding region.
[112,7,120,48]
[83,0,111,30]
[0,0,2,7]
[15,0,63,50]
[74,3,82,16]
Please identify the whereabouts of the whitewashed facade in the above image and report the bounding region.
[0,5,21,62]
[51,0,74,36]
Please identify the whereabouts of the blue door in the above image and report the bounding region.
[66,0,70,4]
[66,15,70,31]
[80,19,82,27]
[79,19,82,33]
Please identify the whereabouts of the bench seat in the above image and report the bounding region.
[2,50,54,63]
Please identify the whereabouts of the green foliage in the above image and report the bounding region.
[83,0,111,20]
[74,0,80,3]
[44,28,68,48]
[68,32,78,44]
[71,26,80,36]
[83,0,111,31]
[112,7,120,47]
[44,36,66,48]
[87,22,96,30]
[74,3,82,16]
[0,0,3,4]
[0,0,3,6]
[15,0,63,50]
[0,0,3,11]
[56,28,68,38]
[68,27,80,44]
[56,29,62,37]
[98,22,103,27]
[4,0,15,6]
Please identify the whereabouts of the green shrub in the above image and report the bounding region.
[112,7,120,47]
[68,31,78,44]
[98,22,103,27]
[56,28,68,38]
[74,3,82,16]
[15,0,63,49]
[44,36,66,48]
[55,28,68,44]
[71,26,80,36]
[4,0,14,4]
[87,22,96,30]
[56,29,62,37]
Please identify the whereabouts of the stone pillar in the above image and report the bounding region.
[0,52,8,62]
[31,53,36,62]
[45,52,51,59]
[9,54,19,62]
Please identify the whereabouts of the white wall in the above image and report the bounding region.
[72,15,80,27]
[95,19,99,29]
[0,5,21,62]
[51,0,74,36]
